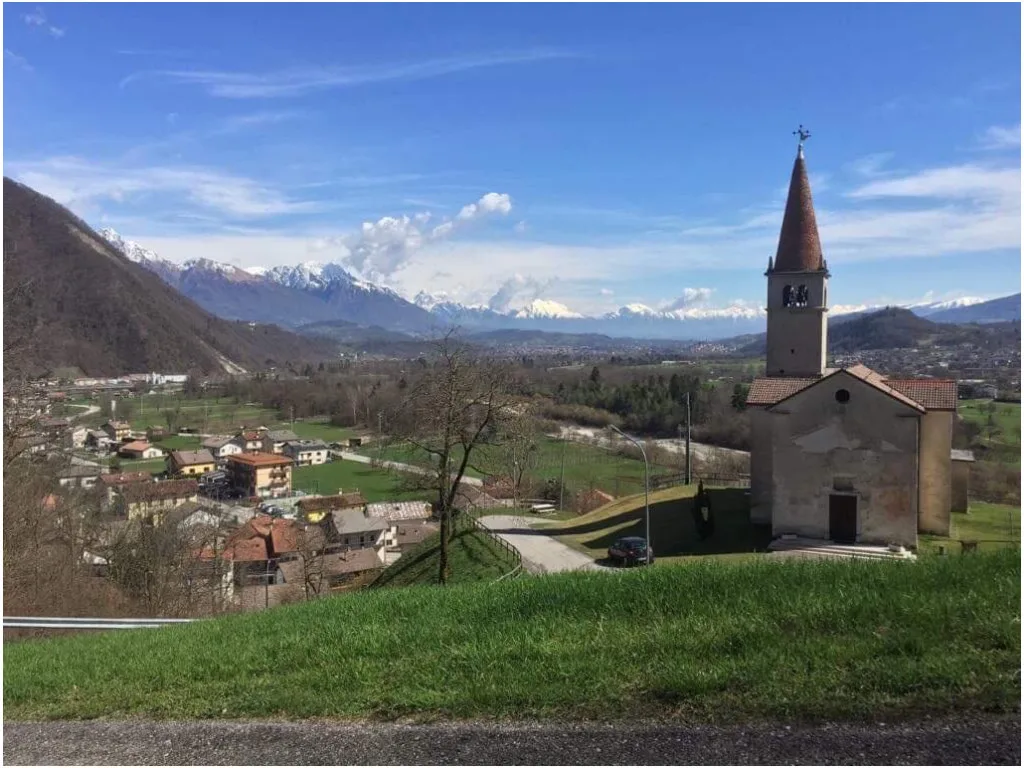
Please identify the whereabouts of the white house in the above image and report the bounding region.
[70,426,89,449]
[202,436,244,460]
[282,439,329,467]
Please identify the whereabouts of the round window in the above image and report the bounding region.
[835,389,850,404]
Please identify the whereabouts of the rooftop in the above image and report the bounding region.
[227,451,293,468]
[170,449,216,466]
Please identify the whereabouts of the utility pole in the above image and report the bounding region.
[559,440,566,513]
[685,392,692,485]
[611,426,652,564]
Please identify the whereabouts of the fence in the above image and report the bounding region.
[648,472,751,491]
[461,512,523,582]
[3,616,195,630]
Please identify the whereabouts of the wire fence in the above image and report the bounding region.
[3,616,195,630]
[460,511,524,582]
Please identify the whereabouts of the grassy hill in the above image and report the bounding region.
[3,177,339,377]
[373,516,519,588]
[4,550,1018,721]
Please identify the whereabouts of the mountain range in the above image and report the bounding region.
[99,228,1021,341]
[3,178,339,377]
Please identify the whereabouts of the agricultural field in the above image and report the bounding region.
[152,435,202,452]
[292,459,431,503]
[110,457,167,475]
[287,420,356,443]
[959,399,1021,466]
[362,436,672,497]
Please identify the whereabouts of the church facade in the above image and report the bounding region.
[746,140,960,549]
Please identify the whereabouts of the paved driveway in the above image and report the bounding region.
[479,515,606,574]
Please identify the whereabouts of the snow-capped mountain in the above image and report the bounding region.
[513,299,584,319]
[99,229,433,333]
[99,229,1019,342]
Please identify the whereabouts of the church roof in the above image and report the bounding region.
[773,147,825,272]
[747,365,957,412]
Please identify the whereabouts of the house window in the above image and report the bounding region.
[835,389,850,404]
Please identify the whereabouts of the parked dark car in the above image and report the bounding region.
[608,536,654,566]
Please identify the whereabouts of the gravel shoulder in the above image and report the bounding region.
[4,715,1019,765]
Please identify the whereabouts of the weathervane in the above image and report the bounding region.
[793,124,811,155]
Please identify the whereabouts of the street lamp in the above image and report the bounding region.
[610,425,652,564]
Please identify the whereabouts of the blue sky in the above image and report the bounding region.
[4,3,1021,316]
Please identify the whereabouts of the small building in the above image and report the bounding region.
[263,429,300,455]
[323,508,393,554]
[950,450,975,514]
[119,479,200,522]
[296,492,367,523]
[226,452,293,499]
[102,420,132,442]
[365,500,432,524]
[146,426,170,442]
[118,441,164,460]
[201,436,244,460]
[85,430,113,451]
[70,426,89,449]
[232,429,266,453]
[99,471,153,503]
[282,439,330,467]
[167,449,217,477]
[57,464,103,489]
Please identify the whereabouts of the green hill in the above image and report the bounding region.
[4,550,1018,722]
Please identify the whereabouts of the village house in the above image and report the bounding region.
[99,471,152,503]
[38,417,71,445]
[225,452,293,499]
[70,425,89,449]
[282,439,330,467]
[119,479,200,523]
[231,428,266,453]
[85,429,113,452]
[296,491,367,523]
[262,429,300,455]
[57,464,103,489]
[322,507,394,554]
[746,138,962,550]
[101,420,132,442]
[201,436,243,461]
[146,426,171,442]
[118,440,164,460]
[365,500,433,524]
[167,449,217,477]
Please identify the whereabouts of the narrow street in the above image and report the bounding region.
[479,515,605,574]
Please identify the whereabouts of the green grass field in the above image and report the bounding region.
[153,435,202,451]
[363,437,672,496]
[919,503,1021,554]
[121,396,282,434]
[545,484,770,564]
[374,518,518,588]
[4,550,1018,722]
[111,457,167,475]
[292,459,430,502]
[959,399,1021,466]
[287,420,355,443]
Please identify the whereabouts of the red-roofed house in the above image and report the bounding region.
[746,139,961,548]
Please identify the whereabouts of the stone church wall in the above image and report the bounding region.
[768,374,920,548]
[749,408,774,524]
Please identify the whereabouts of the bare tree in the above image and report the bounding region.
[496,408,541,512]
[388,332,519,584]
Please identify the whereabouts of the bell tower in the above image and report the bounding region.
[765,126,829,378]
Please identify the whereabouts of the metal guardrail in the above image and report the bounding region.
[4,616,195,630]
[463,513,524,582]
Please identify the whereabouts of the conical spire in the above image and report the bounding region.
[773,145,824,272]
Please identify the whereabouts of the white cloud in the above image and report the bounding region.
[9,157,322,218]
[845,153,893,178]
[457,192,513,221]
[487,274,552,312]
[4,49,33,72]
[514,220,528,234]
[978,124,1021,150]
[662,288,714,311]
[22,7,64,38]
[121,49,575,98]
[599,288,614,296]
[212,111,303,134]
[847,164,1019,202]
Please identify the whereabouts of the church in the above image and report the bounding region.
[746,136,966,549]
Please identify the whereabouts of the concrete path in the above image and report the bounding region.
[337,450,484,487]
[68,404,100,420]
[479,515,606,574]
[5,716,1019,765]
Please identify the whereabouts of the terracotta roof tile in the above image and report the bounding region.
[747,377,819,405]
[100,471,152,487]
[170,449,216,466]
[297,492,367,514]
[887,379,958,411]
[227,451,293,467]
[773,149,825,272]
[121,479,198,504]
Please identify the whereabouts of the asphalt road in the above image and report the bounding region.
[4,716,1019,765]
[479,514,607,573]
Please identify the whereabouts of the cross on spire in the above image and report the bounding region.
[793,124,811,156]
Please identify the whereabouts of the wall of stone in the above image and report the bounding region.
[769,373,920,547]
[749,408,774,524]
[951,460,970,514]
[765,272,828,377]
[918,411,953,535]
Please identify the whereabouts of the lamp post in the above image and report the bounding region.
[610,425,651,564]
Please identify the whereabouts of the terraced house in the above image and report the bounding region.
[167,449,217,477]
